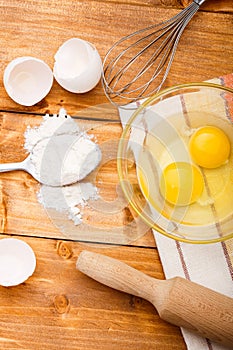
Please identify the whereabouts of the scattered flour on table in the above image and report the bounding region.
[24,108,100,225]
[38,182,99,225]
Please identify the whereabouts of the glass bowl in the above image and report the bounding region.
[117,82,233,244]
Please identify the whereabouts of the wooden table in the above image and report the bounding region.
[0,1,232,349]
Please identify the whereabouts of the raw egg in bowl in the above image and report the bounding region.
[117,83,233,243]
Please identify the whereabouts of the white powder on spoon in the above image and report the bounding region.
[29,133,101,186]
[24,108,80,150]
[24,108,100,225]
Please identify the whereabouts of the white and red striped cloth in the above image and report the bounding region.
[119,74,233,350]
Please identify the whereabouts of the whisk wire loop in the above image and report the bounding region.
[102,1,204,106]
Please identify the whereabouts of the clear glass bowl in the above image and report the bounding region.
[117,82,233,243]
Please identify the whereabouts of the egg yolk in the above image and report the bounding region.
[159,162,204,206]
[189,126,230,169]
[138,168,149,199]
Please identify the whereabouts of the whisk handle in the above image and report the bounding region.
[193,0,206,5]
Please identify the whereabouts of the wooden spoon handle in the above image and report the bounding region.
[77,250,233,347]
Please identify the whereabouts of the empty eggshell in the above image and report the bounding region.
[53,38,102,93]
[3,56,53,106]
[0,238,36,287]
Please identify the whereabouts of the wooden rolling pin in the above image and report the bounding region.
[76,250,233,347]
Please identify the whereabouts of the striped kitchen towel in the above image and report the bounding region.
[118,73,233,350]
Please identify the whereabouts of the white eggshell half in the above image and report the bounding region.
[3,56,53,106]
[0,238,36,287]
[53,38,102,93]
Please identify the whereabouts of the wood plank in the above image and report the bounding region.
[96,0,233,13]
[0,1,232,349]
[0,233,186,350]
[0,111,156,247]
[0,1,232,115]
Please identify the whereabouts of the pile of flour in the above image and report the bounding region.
[24,108,100,225]
[25,109,101,186]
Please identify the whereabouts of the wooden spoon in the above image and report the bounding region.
[76,250,233,347]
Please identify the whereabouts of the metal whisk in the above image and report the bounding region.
[102,0,206,106]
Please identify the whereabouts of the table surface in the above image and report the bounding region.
[0,1,232,349]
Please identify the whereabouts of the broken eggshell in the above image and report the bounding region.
[3,56,53,106]
[53,38,102,93]
[0,238,36,287]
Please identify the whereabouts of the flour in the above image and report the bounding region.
[24,108,100,225]
[29,133,101,186]
[25,108,101,186]
[38,182,99,225]
[24,108,80,151]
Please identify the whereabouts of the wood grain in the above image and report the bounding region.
[0,234,186,350]
[77,251,233,347]
[0,1,232,349]
[0,1,232,115]
[98,0,233,12]
[0,111,154,247]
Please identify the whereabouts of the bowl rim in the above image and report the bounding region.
[117,82,233,244]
